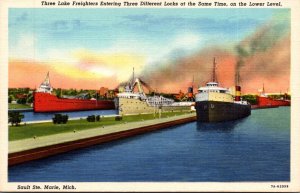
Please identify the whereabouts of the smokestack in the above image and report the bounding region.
[187,75,194,101]
[235,85,241,101]
[187,86,193,101]
[212,57,217,82]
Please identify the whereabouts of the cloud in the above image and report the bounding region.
[9,9,288,93]
[140,10,290,93]
[9,11,29,27]
[87,66,115,77]
[51,61,114,80]
[9,59,120,89]
[39,49,79,65]
[172,33,201,50]
[9,33,37,60]
[49,19,83,33]
[145,32,202,67]
[141,47,236,93]
[72,49,146,82]
[235,10,290,89]
[16,12,28,23]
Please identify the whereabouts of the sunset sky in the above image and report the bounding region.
[9,8,290,93]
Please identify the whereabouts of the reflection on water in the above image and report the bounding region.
[196,118,247,131]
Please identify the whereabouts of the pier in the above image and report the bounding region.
[9,113,196,166]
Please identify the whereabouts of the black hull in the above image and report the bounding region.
[196,101,251,122]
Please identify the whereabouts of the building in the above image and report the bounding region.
[99,87,109,97]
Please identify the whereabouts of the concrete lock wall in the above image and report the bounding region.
[9,114,196,166]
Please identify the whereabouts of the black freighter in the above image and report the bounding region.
[195,58,251,122]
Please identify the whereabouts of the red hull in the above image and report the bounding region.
[251,105,279,109]
[33,92,115,112]
[256,96,290,108]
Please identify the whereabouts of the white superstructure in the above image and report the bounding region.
[117,78,177,107]
[36,72,53,93]
[195,81,234,103]
[147,95,174,106]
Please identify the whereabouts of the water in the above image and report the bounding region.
[18,109,118,122]
[9,107,290,182]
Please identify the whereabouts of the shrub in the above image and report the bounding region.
[62,115,68,124]
[87,115,96,122]
[52,114,69,124]
[87,115,101,122]
[96,115,101,121]
[115,116,122,121]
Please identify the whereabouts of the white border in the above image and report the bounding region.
[1,0,300,192]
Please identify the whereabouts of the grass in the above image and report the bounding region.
[9,111,192,141]
[9,103,32,109]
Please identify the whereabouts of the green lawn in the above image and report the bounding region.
[9,103,32,109]
[9,111,192,141]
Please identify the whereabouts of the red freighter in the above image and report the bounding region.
[33,73,115,112]
[256,95,290,107]
[252,84,290,109]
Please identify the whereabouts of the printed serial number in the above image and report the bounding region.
[271,184,289,188]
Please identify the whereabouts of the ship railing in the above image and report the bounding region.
[234,100,250,105]
[170,102,193,106]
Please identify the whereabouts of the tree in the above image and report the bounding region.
[242,95,258,105]
[26,93,33,104]
[8,112,24,126]
[17,98,26,104]
[8,95,14,103]
[54,88,62,98]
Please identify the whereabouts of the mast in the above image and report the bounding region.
[192,75,194,92]
[236,72,240,86]
[132,67,135,82]
[128,67,135,91]
[188,75,194,101]
[131,67,135,89]
[45,71,51,86]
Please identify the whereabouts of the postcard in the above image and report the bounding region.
[1,0,300,192]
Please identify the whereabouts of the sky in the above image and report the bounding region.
[9,8,290,93]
